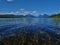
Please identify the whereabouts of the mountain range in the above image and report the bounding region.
[0,13,60,18]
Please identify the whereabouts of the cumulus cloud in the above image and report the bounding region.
[19,8,25,11]
[6,0,14,2]
[15,8,40,16]
[0,8,40,16]
[14,8,31,15]
[31,11,40,16]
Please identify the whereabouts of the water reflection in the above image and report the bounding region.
[0,18,60,28]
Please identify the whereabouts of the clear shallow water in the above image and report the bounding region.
[0,18,60,37]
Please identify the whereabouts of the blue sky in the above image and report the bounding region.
[0,0,60,15]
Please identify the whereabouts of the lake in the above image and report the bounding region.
[0,18,60,37]
[0,18,60,45]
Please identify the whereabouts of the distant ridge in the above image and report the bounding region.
[38,14,48,18]
[1,13,60,18]
[0,14,25,18]
[0,14,53,18]
[25,14,37,18]
[0,14,36,18]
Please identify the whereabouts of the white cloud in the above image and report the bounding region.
[16,9,40,16]
[6,0,14,2]
[0,8,40,16]
[20,8,25,11]
[15,9,31,15]
[31,11,40,16]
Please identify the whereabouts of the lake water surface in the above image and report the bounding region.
[0,18,60,27]
[0,18,60,36]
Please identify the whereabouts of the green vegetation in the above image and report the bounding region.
[49,13,60,18]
